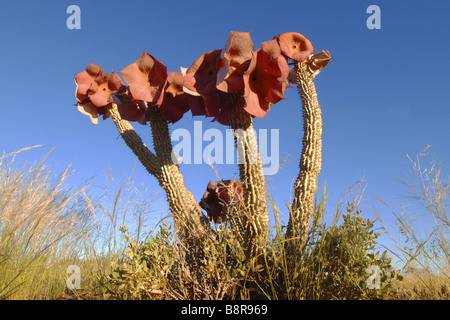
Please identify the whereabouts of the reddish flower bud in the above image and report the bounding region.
[200,179,243,223]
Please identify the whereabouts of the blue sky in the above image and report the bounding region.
[1,1,449,254]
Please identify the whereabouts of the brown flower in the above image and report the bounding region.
[243,46,288,119]
[156,72,191,123]
[288,49,332,83]
[74,63,124,124]
[212,96,234,126]
[183,49,222,117]
[216,31,254,93]
[199,179,243,223]
[261,38,291,95]
[112,86,149,125]
[87,72,123,108]
[276,32,314,62]
[119,51,167,104]
[74,63,103,102]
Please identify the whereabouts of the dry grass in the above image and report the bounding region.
[0,146,161,300]
[374,146,449,300]
[1,145,447,300]
[0,146,94,299]
[395,266,449,299]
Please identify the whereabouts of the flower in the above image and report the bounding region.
[74,63,124,124]
[183,31,313,124]
[74,63,103,102]
[112,71,195,125]
[87,72,123,108]
[242,45,289,119]
[112,86,149,125]
[216,179,243,206]
[75,63,123,107]
[183,32,254,125]
[216,31,254,93]
[183,49,222,117]
[156,72,191,123]
[76,101,105,125]
[199,179,243,223]
[261,38,291,95]
[119,51,167,104]
[276,32,314,62]
[212,97,234,126]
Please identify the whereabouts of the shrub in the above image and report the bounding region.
[296,202,402,299]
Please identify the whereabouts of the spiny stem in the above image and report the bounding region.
[226,92,269,259]
[286,61,323,254]
[106,103,213,248]
[106,103,159,176]
[147,104,212,238]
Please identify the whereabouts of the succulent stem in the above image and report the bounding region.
[106,103,213,250]
[106,103,159,176]
[147,104,212,239]
[286,61,323,254]
[226,92,269,259]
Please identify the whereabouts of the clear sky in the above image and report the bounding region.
[1,0,449,254]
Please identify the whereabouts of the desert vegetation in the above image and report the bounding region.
[1,30,448,300]
[0,145,448,300]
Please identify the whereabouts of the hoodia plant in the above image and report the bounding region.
[73,31,330,262]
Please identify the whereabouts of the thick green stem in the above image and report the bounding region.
[226,92,269,259]
[286,61,323,254]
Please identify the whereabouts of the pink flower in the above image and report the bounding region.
[182,31,313,124]
[216,31,254,93]
[119,51,167,104]
[276,32,314,62]
[183,33,253,125]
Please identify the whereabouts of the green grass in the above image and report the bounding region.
[0,146,448,300]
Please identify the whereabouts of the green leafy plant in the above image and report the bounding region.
[295,201,402,299]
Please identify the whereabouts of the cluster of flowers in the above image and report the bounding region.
[74,31,317,126]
